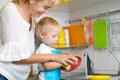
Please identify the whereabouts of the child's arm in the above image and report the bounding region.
[42,61,63,70]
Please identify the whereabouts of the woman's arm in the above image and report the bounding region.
[13,53,76,66]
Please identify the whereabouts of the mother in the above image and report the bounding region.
[0,0,76,80]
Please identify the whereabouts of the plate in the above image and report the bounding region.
[61,56,82,72]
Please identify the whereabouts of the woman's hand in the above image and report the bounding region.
[53,53,76,66]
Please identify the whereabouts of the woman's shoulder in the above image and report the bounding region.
[1,2,17,13]
[0,2,20,20]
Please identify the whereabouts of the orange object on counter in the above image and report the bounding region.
[67,24,87,47]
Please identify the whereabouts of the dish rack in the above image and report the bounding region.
[110,21,120,51]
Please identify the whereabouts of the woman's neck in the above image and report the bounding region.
[15,3,32,23]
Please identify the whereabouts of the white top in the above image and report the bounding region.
[0,2,35,80]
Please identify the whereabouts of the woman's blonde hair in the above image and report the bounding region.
[35,17,60,40]
[12,0,31,4]
[12,0,59,7]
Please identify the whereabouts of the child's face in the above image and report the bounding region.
[41,25,60,47]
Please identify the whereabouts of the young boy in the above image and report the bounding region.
[35,17,63,80]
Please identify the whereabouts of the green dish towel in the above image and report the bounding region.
[93,18,108,48]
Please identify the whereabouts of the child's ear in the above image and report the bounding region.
[39,32,44,39]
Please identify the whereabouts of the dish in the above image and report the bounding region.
[61,56,82,72]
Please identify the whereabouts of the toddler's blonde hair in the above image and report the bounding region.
[35,17,60,40]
